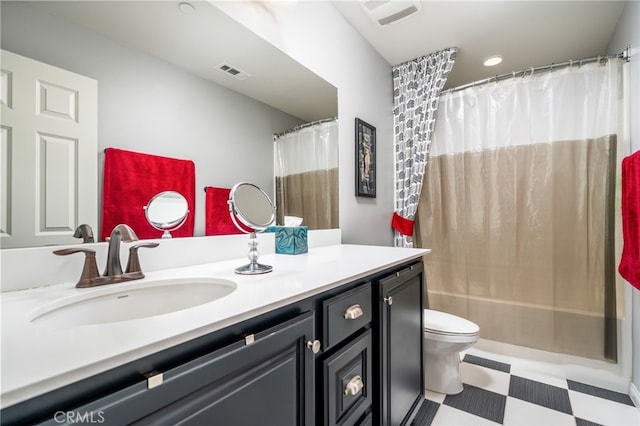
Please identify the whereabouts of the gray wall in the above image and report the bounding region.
[0,2,303,238]
[607,0,640,396]
[218,0,640,389]
[216,2,396,246]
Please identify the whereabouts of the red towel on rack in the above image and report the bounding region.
[101,148,195,241]
[619,150,640,290]
[204,186,246,235]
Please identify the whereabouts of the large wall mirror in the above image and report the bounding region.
[0,1,338,248]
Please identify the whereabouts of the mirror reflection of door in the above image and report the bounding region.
[274,118,339,230]
[0,50,98,249]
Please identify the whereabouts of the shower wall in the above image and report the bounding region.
[606,0,640,398]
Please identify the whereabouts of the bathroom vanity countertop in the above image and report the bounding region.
[0,244,428,408]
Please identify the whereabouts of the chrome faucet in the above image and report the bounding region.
[54,224,158,288]
[104,224,139,277]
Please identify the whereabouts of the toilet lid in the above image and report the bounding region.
[423,309,479,335]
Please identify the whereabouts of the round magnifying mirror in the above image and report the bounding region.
[228,182,276,274]
[144,191,189,239]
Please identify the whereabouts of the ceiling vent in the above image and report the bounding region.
[216,63,251,80]
[360,0,422,26]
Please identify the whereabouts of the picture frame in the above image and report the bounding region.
[355,118,376,198]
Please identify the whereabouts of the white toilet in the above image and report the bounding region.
[423,309,480,395]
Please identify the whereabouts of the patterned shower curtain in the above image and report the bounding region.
[392,47,457,247]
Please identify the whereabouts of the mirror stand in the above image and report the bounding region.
[228,182,276,275]
[235,232,273,275]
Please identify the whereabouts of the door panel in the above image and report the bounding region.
[0,49,97,248]
[1,126,11,236]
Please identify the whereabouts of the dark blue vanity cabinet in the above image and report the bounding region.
[377,262,425,426]
[0,260,424,426]
[32,312,316,426]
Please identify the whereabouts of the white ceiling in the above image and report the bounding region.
[333,1,626,89]
[27,0,338,122]
[26,1,626,119]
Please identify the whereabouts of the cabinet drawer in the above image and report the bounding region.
[323,283,372,349]
[322,329,373,426]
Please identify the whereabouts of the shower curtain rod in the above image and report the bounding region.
[274,116,337,139]
[445,47,630,94]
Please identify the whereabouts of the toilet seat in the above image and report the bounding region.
[423,309,479,336]
[422,309,480,395]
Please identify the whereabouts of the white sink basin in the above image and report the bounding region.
[28,278,237,327]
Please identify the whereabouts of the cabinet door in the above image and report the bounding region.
[378,263,424,426]
[41,312,316,426]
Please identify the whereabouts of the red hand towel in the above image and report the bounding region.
[391,211,415,236]
[204,186,245,235]
[101,148,195,241]
[619,150,640,290]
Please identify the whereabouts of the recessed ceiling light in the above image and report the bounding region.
[483,56,503,67]
[178,2,196,15]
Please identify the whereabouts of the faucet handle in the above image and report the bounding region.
[126,242,159,274]
[53,248,101,288]
[73,224,95,243]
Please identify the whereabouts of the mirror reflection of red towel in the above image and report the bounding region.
[619,150,640,290]
[101,148,195,241]
[204,186,244,235]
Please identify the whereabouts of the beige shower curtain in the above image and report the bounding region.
[274,119,338,230]
[416,59,626,361]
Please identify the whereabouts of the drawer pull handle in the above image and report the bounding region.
[384,296,393,305]
[306,340,321,354]
[344,304,364,320]
[145,371,164,389]
[344,375,364,396]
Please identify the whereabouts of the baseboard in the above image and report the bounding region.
[630,382,640,411]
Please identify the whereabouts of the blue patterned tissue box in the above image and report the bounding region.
[266,226,308,254]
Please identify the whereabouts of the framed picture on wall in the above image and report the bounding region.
[355,118,376,198]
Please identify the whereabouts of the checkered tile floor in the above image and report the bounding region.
[413,354,640,425]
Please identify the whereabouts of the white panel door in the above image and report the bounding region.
[0,49,97,248]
